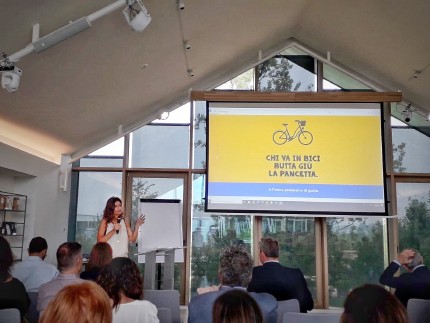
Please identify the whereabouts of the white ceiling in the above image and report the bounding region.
[1,0,429,164]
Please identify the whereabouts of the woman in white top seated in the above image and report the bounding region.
[97,257,159,323]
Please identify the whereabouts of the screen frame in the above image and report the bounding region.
[204,100,389,216]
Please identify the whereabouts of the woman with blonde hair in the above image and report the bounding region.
[341,284,408,323]
[39,281,112,323]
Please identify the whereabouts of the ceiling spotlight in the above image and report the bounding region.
[184,41,191,50]
[123,0,151,32]
[0,57,22,93]
[402,104,412,123]
[188,69,194,77]
[178,0,185,10]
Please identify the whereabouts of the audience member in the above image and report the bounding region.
[188,244,277,323]
[97,257,158,323]
[39,281,112,323]
[341,284,408,323]
[37,241,84,313]
[97,196,145,258]
[11,236,59,292]
[379,248,430,306]
[247,237,314,313]
[212,289,263,323]
[0,236,30,319]
[80,242,112,281]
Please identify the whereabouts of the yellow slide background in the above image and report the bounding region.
[209,114,383,185]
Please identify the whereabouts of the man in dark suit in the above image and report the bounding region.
[188,244,277,323]
[247,237,314,313]
[379,248,430,307]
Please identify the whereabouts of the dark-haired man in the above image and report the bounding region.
[37,242,84,313]
[11,236,59,292]
[247,237,314,313]
[379,248,430,306]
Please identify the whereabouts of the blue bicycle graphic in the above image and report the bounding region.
[273,120,313,145]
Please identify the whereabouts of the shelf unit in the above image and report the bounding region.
[0,191,27,261]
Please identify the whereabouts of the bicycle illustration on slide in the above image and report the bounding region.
[273,120,313,145]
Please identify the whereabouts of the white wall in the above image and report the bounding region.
[0,143,70,265]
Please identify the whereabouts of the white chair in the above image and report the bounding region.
[143,289,181,323]
[283,312,341,323]
[407,298,430,323]
[277,299,300,323]
[0,308,21,323]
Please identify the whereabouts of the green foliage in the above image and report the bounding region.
[190,216,251,296]
[327,218,385,305]
[399,197,430,262]
[393,142,406,172]
[258,57,294,91]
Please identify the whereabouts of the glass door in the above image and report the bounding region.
[125,172,188,302]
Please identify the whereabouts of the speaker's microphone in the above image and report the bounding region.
[116,217,122,234]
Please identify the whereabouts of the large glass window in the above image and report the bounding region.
[79,138,124,167]
[323,64,371,91]
[257,54,316,92]
[193,101,206,170]
[75,172,122,254]
[129,124,190,169]
[128,175,186,292]
[392,120,430,173]
[327,217,386,307]
[397,183,430,262]
[190,174,252,297]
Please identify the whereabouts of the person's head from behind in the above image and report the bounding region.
[39,281,112,323]
[97,257,142,309]
[259,237,279,263]
[103,196,122,222]
[341,284,408,323]
[0,236,13,282]
[56,242,82,273]
[213,289,263,323]
[219,244,253,287]
[403,248,423,271]
[29,236,48,259]
[87,242,112,271]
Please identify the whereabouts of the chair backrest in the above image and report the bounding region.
[27,291,39,323]
[143,289,180,323]
[407,298,430,323]
[0,308,21,323]
[277,299,300,323]
[283,312,342,323]
[157,307,172,323]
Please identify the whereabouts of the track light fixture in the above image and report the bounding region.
[123,0,152,32]
[178,0,185,10]
[0,55,22,93]
[402,104,412,123]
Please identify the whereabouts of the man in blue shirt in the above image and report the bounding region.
[11,236,58,292]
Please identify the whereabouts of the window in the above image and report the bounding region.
[261,217,316,299]
[397,183,430,262]
[75,172,122,254]
[327,217,386,307]
[79,138,124,167]
[190,174,253,296]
